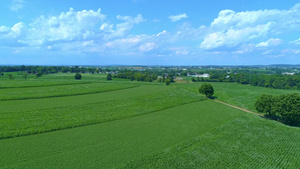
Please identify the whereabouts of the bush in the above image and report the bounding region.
[107,74,112,80]
[75,73,82,80]
[166,79,170,85]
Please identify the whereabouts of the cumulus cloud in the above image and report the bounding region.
[200,23,271,49]
[256,38,282,47]
[168,13,188,22]
[15,8,106,46]
[200,3,300,50]
[101,14,146,40]
[10,0,25,12]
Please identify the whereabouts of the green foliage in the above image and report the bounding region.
[255,94,275,116]
[74,73,81,80]
[255,93,300,126]
[23,73,28,79]
[199,83,214,97]
[114,71,157,82]
[7,74,13,79]
[165,79,170,85]
[107,73,112,80]
[178,82,300,112]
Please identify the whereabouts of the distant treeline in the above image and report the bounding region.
[0,65,108,74]
[113,71,157,82]
[113,71,175,83]
[196,72,300,90]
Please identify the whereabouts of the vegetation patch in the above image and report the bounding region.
[123,114,300,168]
[0,86,203,139]
[0,83,139,101]
[0,100,242,168]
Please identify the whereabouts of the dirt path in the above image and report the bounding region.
[213,99,264,117]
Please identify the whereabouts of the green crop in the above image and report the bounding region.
[0,100,243,168]
[123,114,300,168]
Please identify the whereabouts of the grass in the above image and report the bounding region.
[123,114,300,168]
[0,86,204,139]
[0,82,139,101]
[177,82,300,112]
[0,100,243,169]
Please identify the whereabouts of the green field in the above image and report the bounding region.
[0,73,299,168]
[177,82,300,112]
[123,114,300,168]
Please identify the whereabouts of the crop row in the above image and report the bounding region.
[0,100,243,168]
[123,114,300,168]
[0,82,139,101]
[0,87,204,139]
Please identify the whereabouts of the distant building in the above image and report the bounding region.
[188,73,210,78]
[282,72,295,75]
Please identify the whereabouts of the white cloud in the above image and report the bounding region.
[256,38,282,47]
[175,50,189,55]
[0,26,10,33]
[262,49,274,55]
[290,38,300,45]
[200,23,271,49]
[156,30,166,37]
[200,3,300,50]
[18,8,105,45]
[139,42,156,52]
[168,13,188,22]
[10,0,25,12]
[102,14,146,40]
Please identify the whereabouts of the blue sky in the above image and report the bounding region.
[1,0,300,65]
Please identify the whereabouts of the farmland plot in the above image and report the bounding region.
[123,114,300,168]
[0,100,243,169]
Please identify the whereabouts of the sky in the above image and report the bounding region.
[0,0,300,66]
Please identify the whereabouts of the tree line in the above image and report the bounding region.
[0,65,108,74]
[255,93,300,127]
[113,71,158,82]
[205,72,300,90]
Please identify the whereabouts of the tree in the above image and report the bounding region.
[255,93,300,127]
[7,74,13,79]
[74,73,82,80]
[24,73,28,79]
[165,79,170,85]
[199,83,214,97]
[255,94,275,116]
[36,72,42,78]
[95,69,100,74]
[107,73,112,80]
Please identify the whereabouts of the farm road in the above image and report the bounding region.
[213,99,264,117]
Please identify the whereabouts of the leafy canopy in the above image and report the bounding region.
[199,83,214,97]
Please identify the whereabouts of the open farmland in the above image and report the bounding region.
[123,114,300,168]
[0,73,300,168]
[177,82,300,112]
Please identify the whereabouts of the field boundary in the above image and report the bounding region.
[0,85,141,101]
[0,81,94,89]
[0,99,206,140]
[213,99,264,117]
